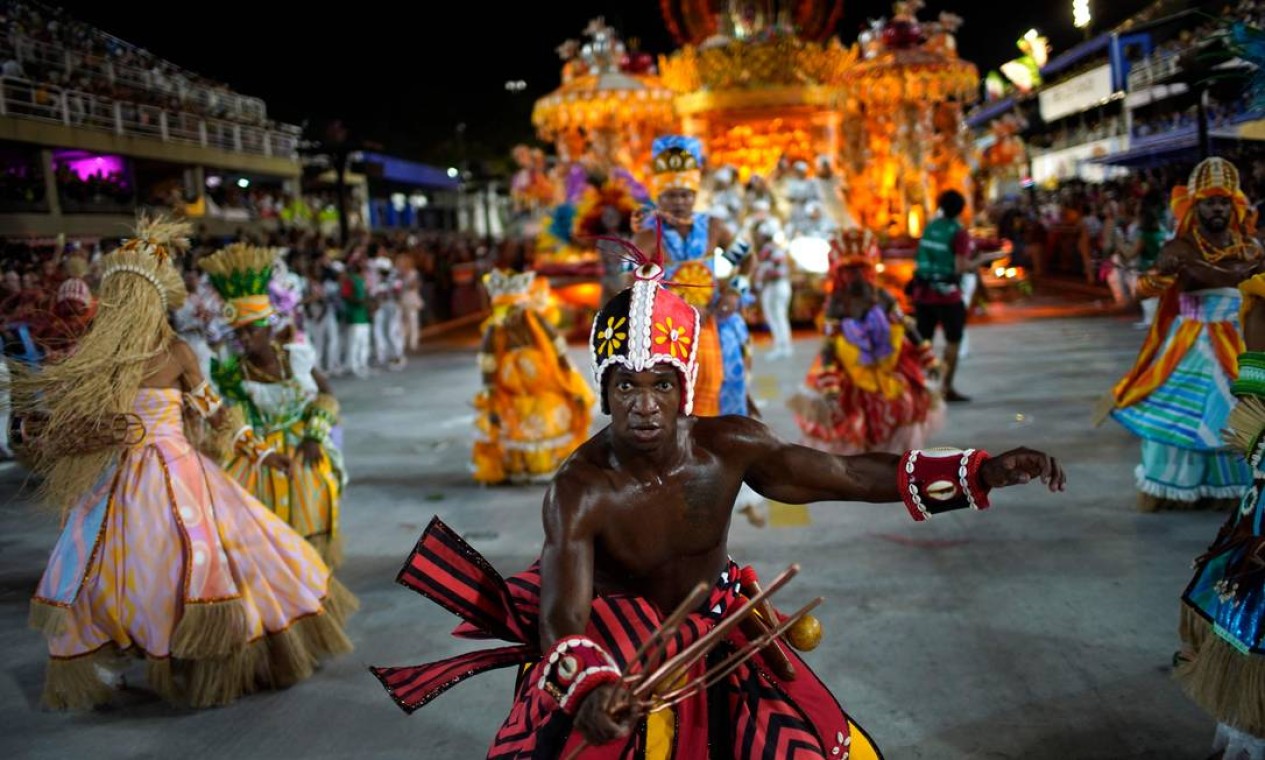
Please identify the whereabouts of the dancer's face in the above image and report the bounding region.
[237,322,272,354]
[1197,195,1232,234]
[606,366,682,452]
[658,188,696,222]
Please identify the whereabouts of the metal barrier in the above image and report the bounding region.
[0,77,300,160]
[1,33,269,124]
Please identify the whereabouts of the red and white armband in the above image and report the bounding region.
[898,448,992,521]
[184,381,223,419]
[537,635,622,716]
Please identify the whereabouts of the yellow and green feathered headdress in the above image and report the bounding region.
[199,243,278,328]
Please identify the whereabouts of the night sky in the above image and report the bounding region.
[51,0,1154,168]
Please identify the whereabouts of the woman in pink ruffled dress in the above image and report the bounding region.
[16,219,355,710]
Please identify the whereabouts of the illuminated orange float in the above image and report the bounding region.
[530,19,663,289]
[658,0,855,180]
[842,1,979,239]
[532,18,677,186]
[519,3,990,326]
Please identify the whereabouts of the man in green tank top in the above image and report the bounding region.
[911,190,991,402]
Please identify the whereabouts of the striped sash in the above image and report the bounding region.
[370,517,740,715]
[369,520,873,760]
[371,517,536,712]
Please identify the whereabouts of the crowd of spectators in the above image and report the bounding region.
[1138,0,1265,67]
[0,225,505,366]
[977,159,1265,303]
[1132,95,1254,139]
[2,0,276,127]
[1030,116,1126,154]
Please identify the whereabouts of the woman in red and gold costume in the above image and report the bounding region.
[790,229,943,454]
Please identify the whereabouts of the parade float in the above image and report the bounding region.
[526,19,672,302]
[842,1,978,246]
[657,0,855,180]
[839,1,1030,305]
[531,19,676,188]
[654,1,856,324]
[514,2,1005,330]
[519,18,674,330]
[659,1,985,312]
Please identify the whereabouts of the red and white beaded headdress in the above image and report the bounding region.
[590,239,701,415]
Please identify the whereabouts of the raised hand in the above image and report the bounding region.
[979,447,1066,492]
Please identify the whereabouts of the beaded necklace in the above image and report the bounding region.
[1194,227,1257,264]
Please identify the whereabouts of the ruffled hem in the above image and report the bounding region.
[471,440,577,485]
[1177,604,1265,737]
[789,395,943,456]
[36,577,357,710]
[1135,470,1246,506]
[793,423,937,456]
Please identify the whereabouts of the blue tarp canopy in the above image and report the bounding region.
[357,151,457,189]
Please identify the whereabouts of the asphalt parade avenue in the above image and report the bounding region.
[0,312,1226,759]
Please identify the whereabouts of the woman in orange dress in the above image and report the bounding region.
[472,269,594,484]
